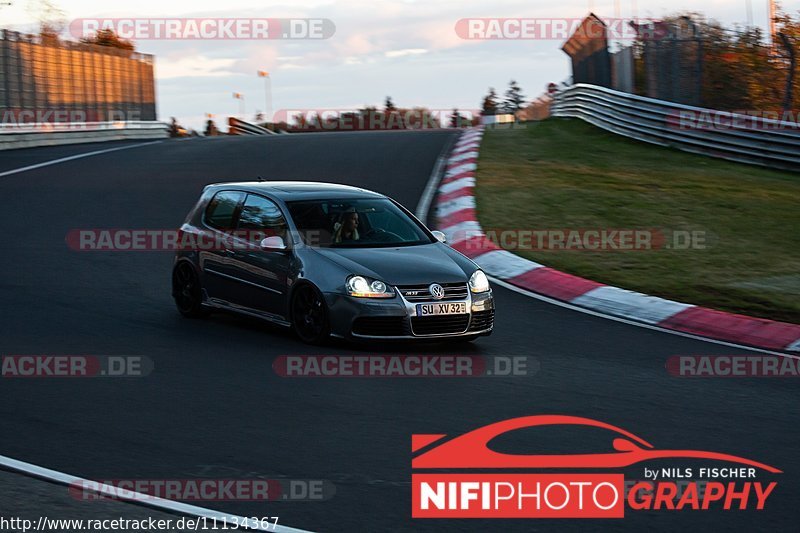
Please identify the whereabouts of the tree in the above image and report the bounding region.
[481,88,498,115]
[449,108,464,128]
[28,0,65,44]
[29,1,65,34]
[778,32,796,113]
[775,9,800,114]
[694,18,759,110]
[80,28,135,51]
[168,117,186,138]
[384,96,396,114]
[204,119,219,137]
[404,107,440,129]
[632,10,800,113]
[503,80,526,114]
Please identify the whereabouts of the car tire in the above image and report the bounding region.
[172,262,210,318]
[291,283,330,345]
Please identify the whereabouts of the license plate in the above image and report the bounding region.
[416,302,467,316]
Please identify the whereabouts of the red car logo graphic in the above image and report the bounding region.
[412,415,781,473]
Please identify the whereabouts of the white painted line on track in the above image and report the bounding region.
[416,134,457,223]
[0,454,313,533]
[0,141,163,178]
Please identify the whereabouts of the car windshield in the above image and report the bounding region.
[287,198,433,248]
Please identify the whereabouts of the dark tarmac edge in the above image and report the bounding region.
[0,467,186,524]
[0,466,307,532]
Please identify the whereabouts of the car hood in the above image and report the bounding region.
[311,243,475,285]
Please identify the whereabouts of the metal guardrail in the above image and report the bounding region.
[0,121,166,133]
[228,117,275,135]
[0,121,168,150]
[550,83,800,171]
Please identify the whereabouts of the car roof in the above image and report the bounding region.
[205,181,385,201]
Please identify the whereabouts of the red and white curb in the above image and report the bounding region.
[435,127,800,353]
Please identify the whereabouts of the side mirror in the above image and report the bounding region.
[260,236,287,251]
[432,230,447,243]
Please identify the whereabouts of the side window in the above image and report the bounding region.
[238,194,288,242]
[204,191,244,230]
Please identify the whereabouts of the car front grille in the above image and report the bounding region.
[411,314,470,336]
[469,309,495,332]
[352,316,409,337]
[397,282,468,302]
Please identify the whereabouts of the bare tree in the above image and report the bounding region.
[27,0,66,40]
[80,29,135,50]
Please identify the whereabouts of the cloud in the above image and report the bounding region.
[156,56,238,79]
[385,48,427,58]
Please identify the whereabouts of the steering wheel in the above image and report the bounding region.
[363,228,404,242]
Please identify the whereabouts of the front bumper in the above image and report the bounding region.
[324,288,495,340]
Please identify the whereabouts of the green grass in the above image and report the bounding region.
[475,119,800,323]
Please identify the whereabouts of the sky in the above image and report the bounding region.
[2,0,799,130]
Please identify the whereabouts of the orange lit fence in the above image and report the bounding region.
[0,29,157,124]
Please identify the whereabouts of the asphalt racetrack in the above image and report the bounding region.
[0,131,797,532]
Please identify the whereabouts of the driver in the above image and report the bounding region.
[333,207,360,243]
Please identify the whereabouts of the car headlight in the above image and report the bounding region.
[468,270,490,293]
[346,275,395,298]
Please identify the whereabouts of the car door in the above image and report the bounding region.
[198,190,245,304]
[228,193,292,319]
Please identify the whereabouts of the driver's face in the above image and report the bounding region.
[344,213,359,230]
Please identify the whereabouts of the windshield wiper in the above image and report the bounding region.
[331,241,427,248]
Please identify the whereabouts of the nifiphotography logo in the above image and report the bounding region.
[411,415,780,518]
